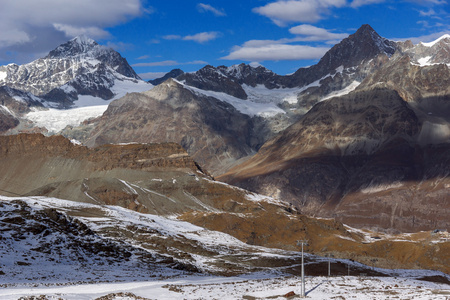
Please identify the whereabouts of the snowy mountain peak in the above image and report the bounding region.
[421,34,450,47]
[46,35,102,59]
[353,24,397,55]
[72,34,97,45]
[0,36,144,106]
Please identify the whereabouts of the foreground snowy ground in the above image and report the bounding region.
[1,273,449,299]
[0,196,449,299]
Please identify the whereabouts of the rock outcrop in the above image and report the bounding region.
[84,79,266,175]
[219,87,450,232]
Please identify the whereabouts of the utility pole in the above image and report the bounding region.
[328,254,330,277]
[327,253,334,277]
[297,240,308,298]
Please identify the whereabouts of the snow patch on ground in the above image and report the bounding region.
[179,80,286,117]
[1,195,449,299]
[360,182,404,194]
[0,105,14,117]
[1,274,449,300]
[0,71,7,82]
[26,105,108,133]
[242,84,301,105]
[321,80,360,101]
[24,79,151,133]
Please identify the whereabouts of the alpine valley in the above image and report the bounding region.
[0,24,449,299]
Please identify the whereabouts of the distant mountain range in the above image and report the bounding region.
[0,24,449,234]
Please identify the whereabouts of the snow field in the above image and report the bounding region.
[1,274,449,299]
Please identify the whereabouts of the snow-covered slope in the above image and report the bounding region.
[0,36,152,132]
[0,35,151,107]
[409,34,450,66]
[0,195,303,284]
[1,195,449,299]
[25,77,151,133]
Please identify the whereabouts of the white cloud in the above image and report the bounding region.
[419,8,437,16]
[288,25,348,41]
[183,32,221,43]
[222,43,329,61]
[0,28,31,48]
[252,0,346,26]
[132,60,207,67]
[163,32,221,43]
[406,0,448,5]
[163,35,182,40]
[0,0,147,53]
[132,60,179,67]
[197,3,226,16]
[53,24,110,39]
[350,0,385,8]
[138,72,167,80]
[396,30,450,44]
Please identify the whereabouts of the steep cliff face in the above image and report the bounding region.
[0,133,208,214]
[84,79,264,175]
[219,87,450,232]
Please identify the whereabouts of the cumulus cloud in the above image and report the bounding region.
[288,25,348,41]
[197,3,226,16]
[221,43,329,61]
[53,24,111,39]
[183,32,221,43]
[396,30,450,44]
[253,0,346,26]
[132,60,207,67]
[163,32,221,43]
[350,0,385,8]
[0,0,147,62]
[138,72,168,80]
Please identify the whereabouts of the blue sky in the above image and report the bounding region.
[1,0,449,78]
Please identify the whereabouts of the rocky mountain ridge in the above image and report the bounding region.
[83,79,267,175]
[0,35,147,107]
[219,85,449,232]
[1,133,448,276]
[175,25,398,109]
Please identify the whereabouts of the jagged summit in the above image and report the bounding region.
[0,35,143,105]
[46,35,100,59]
[317,24,397,70]
[149,68,184,85]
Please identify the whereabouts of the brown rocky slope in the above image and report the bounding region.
[83,79,267,175]
[0,133,448,274]
[218,86,450,233]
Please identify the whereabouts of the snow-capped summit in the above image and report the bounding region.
[46,35,99,59]
[421,34,450,47]
[0,35,148,107]
[404,34,450,66]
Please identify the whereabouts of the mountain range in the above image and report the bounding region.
[0,24,449,281]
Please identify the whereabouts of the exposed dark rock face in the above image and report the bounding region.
[149,68,184,85]
[177,65,250,99]
[219,87,449,232]
[84,79,266,175]
[0,107,19,133]
[0,86,45,133]
[177,25,398,110]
